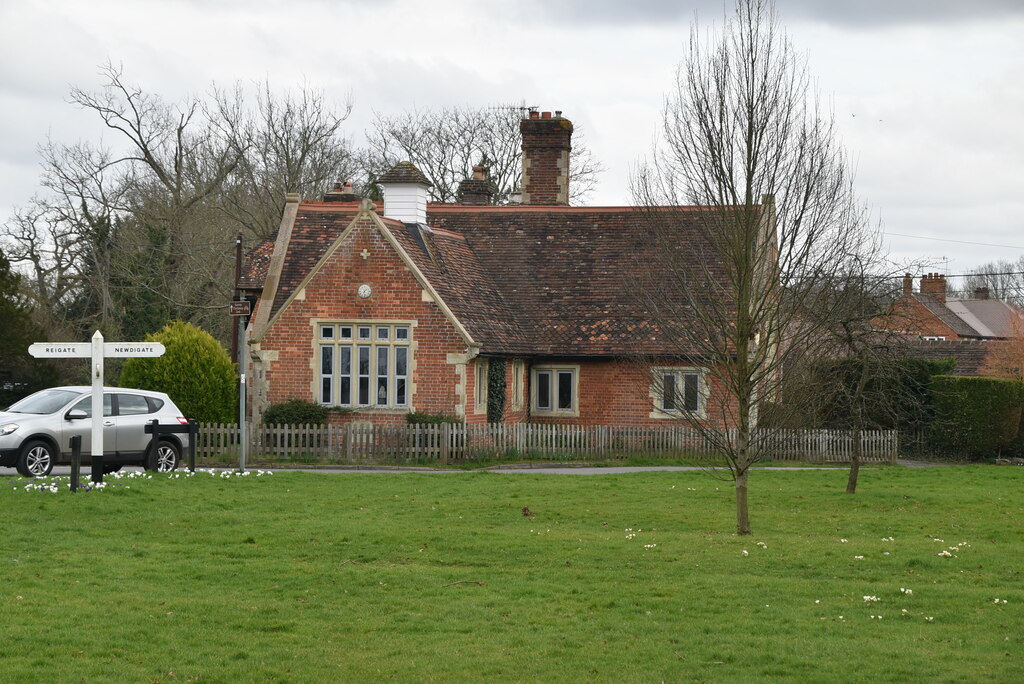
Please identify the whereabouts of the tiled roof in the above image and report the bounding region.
[909,293,1023,339]
[278,202,368,314]
[901,339,993,376]
[238,238,275,291]
[910,294,977,337]
[946,298,1020,338]
[425,205,720,356]
[378,162,431,186]
[242,200,732,357]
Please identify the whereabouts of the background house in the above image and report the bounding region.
[240,111,755,426]
[878,273,1024,377]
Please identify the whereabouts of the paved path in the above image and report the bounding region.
[2,460,947,478]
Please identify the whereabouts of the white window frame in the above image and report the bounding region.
[531,364,580,418]
[511,360,524,411]
[474,358,489,414]
[317,322,412,410]
[649,367,708,420]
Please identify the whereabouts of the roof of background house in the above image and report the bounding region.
[241,201,730,357]
[900,339,993,376]
[909,293,1020,339]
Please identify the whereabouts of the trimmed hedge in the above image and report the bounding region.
[119,320,236,423]
[406,411,461,425]
[930,375,1024,460]
[263,399,329,426]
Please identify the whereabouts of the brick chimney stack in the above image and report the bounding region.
[520,110,572,205]
[324,180,361,202]
[920,273,947,303]
[456,165,496,206]
[975,286,990,300]
[902,273,913,295]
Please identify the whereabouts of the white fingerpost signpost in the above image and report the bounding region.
[28,330,165,479]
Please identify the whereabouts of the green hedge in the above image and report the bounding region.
[406,411,461,425]
[930,375,1024,460]
[263,399,329,426]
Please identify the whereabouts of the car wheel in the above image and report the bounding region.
[17,440,55,478]
[147,440,180,472]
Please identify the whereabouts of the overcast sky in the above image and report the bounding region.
[2,0,1022,279]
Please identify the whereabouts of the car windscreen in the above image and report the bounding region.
[6,389,83,414]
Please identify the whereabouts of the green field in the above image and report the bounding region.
[2,466,1022,682]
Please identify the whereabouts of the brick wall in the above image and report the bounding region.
[527,359,734,427]
[883,296,963,340]
[256,216,470,425]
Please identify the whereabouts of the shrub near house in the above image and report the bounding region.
[120,321,237,423]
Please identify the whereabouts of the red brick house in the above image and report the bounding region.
[884,273,1023,341]
[876,273,1024,377]
[240,111,758,426]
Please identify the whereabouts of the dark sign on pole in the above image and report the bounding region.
[229,300,251,316]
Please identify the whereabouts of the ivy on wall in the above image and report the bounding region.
[487,358,507,424]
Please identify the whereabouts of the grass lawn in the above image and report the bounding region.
[2,466,1022,682]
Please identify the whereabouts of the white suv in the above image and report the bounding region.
[0,386,190,477]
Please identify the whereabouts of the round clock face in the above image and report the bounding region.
[357,284,372,299]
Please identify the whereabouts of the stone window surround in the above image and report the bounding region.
[313,319,416,412]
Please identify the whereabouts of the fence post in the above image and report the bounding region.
[188,420,197,472]
[70,435,81,492]
[440,422,450,466]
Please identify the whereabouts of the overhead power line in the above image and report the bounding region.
[885,232,1024,251]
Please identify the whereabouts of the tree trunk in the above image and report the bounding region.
[846,427,861,494]
[735,469,752,535]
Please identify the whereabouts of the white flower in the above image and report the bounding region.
[863,595,880,603]
[900,588,913,596]
[840,538,849,543]
[925,616,934,622]
[853,555,865,560]
[742,550,749,556]
[756,541,768,549]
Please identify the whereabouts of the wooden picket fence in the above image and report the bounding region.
[194,422,898,465]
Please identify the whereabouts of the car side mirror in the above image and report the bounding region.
[66,409,88,421]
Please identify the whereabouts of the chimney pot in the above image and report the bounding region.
[529,111,539,120]
[541,111,552,119]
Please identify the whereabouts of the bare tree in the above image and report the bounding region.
[3,64,359,351]
[953,257,1024,307]
[360,106,602,204]
[635,0,876,534]
[214,81,357,239]
[789,255,928,493]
